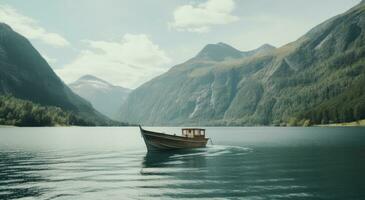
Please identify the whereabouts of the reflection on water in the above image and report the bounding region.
[139,146,254,199]
[142,149,207,168]
[0,127,365,199]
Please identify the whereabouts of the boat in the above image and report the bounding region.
[139,125,209,151]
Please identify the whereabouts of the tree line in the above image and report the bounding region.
[0,95,94,126]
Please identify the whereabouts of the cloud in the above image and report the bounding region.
[169,0,239,33]
[0,4,69,47]
[56,34,171,89]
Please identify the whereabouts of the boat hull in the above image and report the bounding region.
[140,127,208,151]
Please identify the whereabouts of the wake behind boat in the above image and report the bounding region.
[139,125,209,151]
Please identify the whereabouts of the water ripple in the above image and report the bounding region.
[1,127,365,199]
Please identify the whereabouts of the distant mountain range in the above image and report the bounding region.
[69,75,130,120]
[0,23,119,126]
[119,2,365,126]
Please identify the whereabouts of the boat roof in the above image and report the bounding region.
[182,128,205,131]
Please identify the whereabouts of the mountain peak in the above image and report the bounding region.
[251,43,276,54]
[199,42,239,54]
[0,23,12,31]
[258,43,276,50]
[72,75,130,91]
[216,42,234,48]
[79,74,103,81]
[195,42,243,61]
[73,75,113,87]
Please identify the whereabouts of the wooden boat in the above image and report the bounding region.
[139,125,209,151]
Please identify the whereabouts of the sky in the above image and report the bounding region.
[0,0,361,89]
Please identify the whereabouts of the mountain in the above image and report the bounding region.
[119,2,365,126]
[194,42,275,62]
[69,75,131,120]
[0,23,116,126]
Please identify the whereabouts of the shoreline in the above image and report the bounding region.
[1,124,365,128]
[316,119,365,127]
[0,125,15,128]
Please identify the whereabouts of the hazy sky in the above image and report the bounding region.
[0,0,361,88]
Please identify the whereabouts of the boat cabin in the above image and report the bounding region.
[182,128,206,139]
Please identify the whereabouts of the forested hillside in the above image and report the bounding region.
[0,95,94,126]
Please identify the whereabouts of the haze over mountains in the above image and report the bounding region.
[119,2,365,126]
[0,23,117,126]
[69,75,130,120]
[1,2,365,127]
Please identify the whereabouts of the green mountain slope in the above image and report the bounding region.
[0,95,94,126]
[0,23,116,126]
[119,2,365,126]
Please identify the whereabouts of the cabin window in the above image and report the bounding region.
[182,129,205,138]
[182,130,188,137]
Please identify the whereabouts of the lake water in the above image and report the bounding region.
[0,127,364,200]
